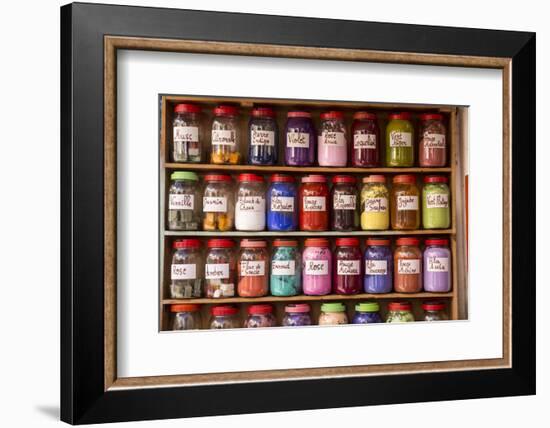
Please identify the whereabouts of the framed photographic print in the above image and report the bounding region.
[61,2,536,424]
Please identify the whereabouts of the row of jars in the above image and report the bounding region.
[171,300,449,330]
[173,104,447,167]
[169,172,451,231]
[170,237,451,299]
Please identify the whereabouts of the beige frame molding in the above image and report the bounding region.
[104,36,512,391]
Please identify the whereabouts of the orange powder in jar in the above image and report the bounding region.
[394,237,422,293]
[237,239,269,297]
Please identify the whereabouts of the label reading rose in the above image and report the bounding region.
[212,130,236,146]
[205,263,230,279]
[237,196,265,213]
[366,260,388,275]
[203,196,227,212]
[389,131,412,148]
[173,126,199,143]
[286,132,310,148]
[426,193,449,209]
[320,131,346,146]
[353,133,377,149]
[397,195,419,210]
[333,194,356,210]
[251,130,275,146]
[303,196,326,211]
[337,260,361,275]
[363,197,388,213]
[427,256,449,272]
[169,194,194,210]
[240,261,265,276]
[271,196,294,212]
[397,259,421,274]
[271,260,296,276]
[171,263,197,280]
[304,260,329,275]
[422,133,446,149]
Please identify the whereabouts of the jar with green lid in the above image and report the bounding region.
[168,171,201,230]
[352,302,383,324]
[386,112,414,167]
[422,176,451,229]
[386,301,415,323]
[360,175,389,230]
[318,303,348,325]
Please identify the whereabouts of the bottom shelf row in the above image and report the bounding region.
[165,299,451,331]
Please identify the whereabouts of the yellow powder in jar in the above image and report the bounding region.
[360,179,390,230]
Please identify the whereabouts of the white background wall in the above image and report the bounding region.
[0,0,545,427]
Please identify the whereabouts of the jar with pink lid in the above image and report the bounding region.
[282,304,312,327]
[302,238,332,296]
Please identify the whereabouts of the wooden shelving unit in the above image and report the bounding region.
[159,94,467,331]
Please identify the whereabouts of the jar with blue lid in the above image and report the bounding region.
[364,238,393,293]
[248,107,278,165]
[352,302,383,324]
[270,239,301,296]
[267,174,297,231]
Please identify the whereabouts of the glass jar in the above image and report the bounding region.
[285,111,316,166]
[170,239,204,298]
[318,111,348,167]
[171,304,202,330]
[172,103,202,163]
[211,105,241,164]
[423,238,451,292]
[360,175,389,230]
[168,171,201,231]
[351,111,380,167]
[318,303,348,325]
[352,302,383,324]
[302,238,332,296]
[419,113,447,167]
[235,174,266,231]
[364,238,393,294]
[209,305,240,329]
[282,304,312,327]
[248,107,278,165]
[422,176,451,229]
[267,174,297,231]
[299,175,329,231]
[204,239,237,298]
[244,304,277,328]
[334,238,362,295]
[386,301,415,323]
[331,175,359,231]
[202,174,234,231]
[422,301,449,321]
[386,112,414,167]
[394,238,422,293]
[391,175,420,230]
[270,239,302,296]
[237,240,269,297]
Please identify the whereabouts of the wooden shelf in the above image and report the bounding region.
[165,229,455,237]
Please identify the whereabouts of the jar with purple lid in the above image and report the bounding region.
[302,238,332,295]
[284,111,316,166]
[333,238,362,295]
[423,238,451,292]
[282,304,312,327]
[364,238,393,293]
[352,302,383,324]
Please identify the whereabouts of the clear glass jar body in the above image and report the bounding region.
[238,247,269,297]
[318,311,348,325]
[244,312,277,328]
[267,180,298,231]
[168,178,202,230]
[386,309,415,323]
[386,117,415,167]
[391,182,420,230]
[318,116,348,166]
[424,308,449,321]
[170,247,204,298]
[285,115,316,166]
[270,245,302,296]
[334,244,362,295]
[211,114,241,164]
[394,244,423,293]
[209,314,240,329]
[331,182,359,231]
[248,114,278,165]
[302,245,332,295]
[235,180,266,231]
[419,117,447,167]
[422,182,451,229]
[364,244,393,293]
[202,179,234,231]
[172,111,202,162]
[205,247,237,298]
[299,180,329,231]
[352,116,380,167]
[172,310,202,330]
[282,311,312,327]
[360,182,389,230]
[423,244,451,292]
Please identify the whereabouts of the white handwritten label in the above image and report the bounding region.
[237,196,265,213]
[212,130,236,146]
[303,196,326,212]
[171,263,197,280]
[203,196,227,212]
[320,131,346,147]
[305,260,329,275]
[251,130,275,146]
[205,263,230,279]
[397,259,421,274]
[353,133,377,149]
[365,260,388,275]
[287,132,310,148]
[426,257,449,272]
[389,131,412,148]
[271,196,294,212]
[173,126,198,143]
[272,260,296,276]
[333,194,356,210]
[363,197,388,213]
[240,261,265,276]
[397,195,419,210]
[169,194,194,210]
[422,133,446,149]
[426,193,449,209]
[337,260,361,275]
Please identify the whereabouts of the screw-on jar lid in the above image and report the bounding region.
[238,173,264,183]
[211,305,239,316]
[424,175,448,183]
[171,171,198,181]
[207,239,235,248]
[248,304,273,315]
[287,111,311,118]
[396,237,420,246]
[273,239,298,247]
[362,175,386,184]
[270,174,294,183]
[355,302,380,312]
[251,107,275,117]
[174,103,201,114]
[335,238,360,247]
[353,111,377,120]
[422,301,446,311]
[424,238,449,246]
[213,105,238,116]
[388,301,412,311]
[419,113,443,121]
[393,174,416,184]
[240,239,267,248]
[388,112,412,120]
[332,175,356,184]
[320,111,344,120]
[170,304,200,312]
[366,238,391,246]
[321,303,346,313]
[173,239,201,249]
[304,238,330,248]
[204,174,232,182]
[285,303,310,313]
[301,175,327,183]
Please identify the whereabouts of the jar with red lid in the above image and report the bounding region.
[334,238,363,295]
[331,175,359,231]
[267,174,297,231]
[205,239,237,298]
[422,175,451,229]
[394,238,422,293]
[235,173,266,231]
[352,111,380,167]
[386,112,414,167]
[302,238,332,295]
[391,175,420,230]
[171,304,202,330]
[285,111,316,166]
[386,301,415,323]
[419,113,447,167]
[237,240,269,297]
[299,175,329,231]
[172,103,202,163]
[211,105,241,164]
[248,107,278,165]
[209,305,240,329]
[423,238,451,292]
[422,301,449,321]
[318,111,348,166]
[244,304,277,328]
[170,239,204,298]
[202,174,234,231]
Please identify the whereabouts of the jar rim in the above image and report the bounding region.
[320,110,344,120]
[238,173,264,183]
[362,175,386,183]
[251,107,275,117]
[285,303,310,313]
[171,171,199,181]
[170,304,200,312]
[366,238,391,246]
[304,238,330,247]
[424,238,449,246]
[321,303,346,312]
[173,239,201,249]
[419,113,443,121]
[396,237,420,246]
[213,105,238,116]
[393,174,416,184]
[332,175,356,184]
[204,174,232,182]
[301,174,327,183]
[211,305,239,316]
[424,175,448,183]
[388,301,412,311]
[422,301,446,311]
[207,239,235,248]
[273,239,298,247]
[287,111,311,118]
[388,112,412,120]
[335,238,360,247]
[248,304,273,315]
[240,239,267,248]
[174,103,201,114]
[353,111,377,120]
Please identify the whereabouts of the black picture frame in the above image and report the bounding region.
[61,2,535,424]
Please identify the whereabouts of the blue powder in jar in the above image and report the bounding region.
[267,174,297,231]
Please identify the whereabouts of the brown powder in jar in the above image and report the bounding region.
[394,237,422,293]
